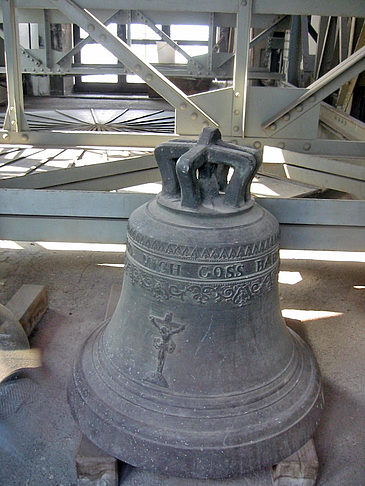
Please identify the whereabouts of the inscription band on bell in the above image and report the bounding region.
[127,242,279,281]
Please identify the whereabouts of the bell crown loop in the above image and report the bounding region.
[154,128,261,213]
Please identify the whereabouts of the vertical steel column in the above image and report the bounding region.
[208,12,215,74]
[287,16,301,86]
[339,17,349,63]
[2,0,28,132]
[40,9,53,68]
[316,17,338,79]
[232,0,251,137]
[301,16,311,86]
[36,9,52,94]
[126,11,132,46]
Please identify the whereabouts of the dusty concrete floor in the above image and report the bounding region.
[0,242,364,485]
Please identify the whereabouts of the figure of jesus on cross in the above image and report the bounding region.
[146,312,185,388]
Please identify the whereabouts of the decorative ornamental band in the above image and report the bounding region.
[127,226,279,262]
[124,259,279,307]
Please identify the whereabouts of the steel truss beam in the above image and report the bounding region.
[49,0,218,130]
[263,45,365,135]
[0,0,363,256]
[133,10,209,76]
[0,188,364,250]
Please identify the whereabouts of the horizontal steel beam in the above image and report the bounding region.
[0,65,282,80]
[0,154,158,190]
[252,0,365,17]
[319,103,365,141]
[1,131,365,157]
[284,165,365,198]
[243,139,365,158]
[0,131,175,147]
[13,1,239,13]
[10,0,365,17]
[0,189,364,250]
[280,149,365,182]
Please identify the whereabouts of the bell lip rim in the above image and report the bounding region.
[68,364,323,479]
[68,321,323,477]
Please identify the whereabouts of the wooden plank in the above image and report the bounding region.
[272,440,319,486]
[76,435,118,486]
[0,349,41,382]
[6,284,48,336]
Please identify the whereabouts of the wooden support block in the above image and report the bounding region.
[76,435,119,486]
[272,439,319,486]
[0,348,41,383]
[6,284,48,336]
[121,465,274,485]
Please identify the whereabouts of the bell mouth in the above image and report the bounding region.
[68,320,323,479]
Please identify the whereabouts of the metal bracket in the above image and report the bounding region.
[0,28,51,74]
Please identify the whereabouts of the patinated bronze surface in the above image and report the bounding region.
[68,128,323,480]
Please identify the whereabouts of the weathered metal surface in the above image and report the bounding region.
[68,128,323,479]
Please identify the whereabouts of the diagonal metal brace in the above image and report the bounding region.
[249,15,289,48]
[49,0,218,128]
[134,10,209,76]
[55,10,120,68]
[0,28,50,73]
[263,45,365,136]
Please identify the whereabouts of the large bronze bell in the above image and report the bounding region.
[68,128,323,480]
